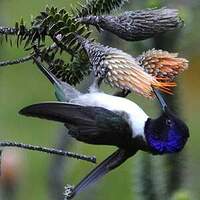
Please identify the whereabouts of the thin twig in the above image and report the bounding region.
[0,26,17,35]
[0,41,60,67]
[0,55,32,67]
[0,141,96,164]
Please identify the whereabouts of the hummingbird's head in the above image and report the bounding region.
[144,88,189,155]
[144,108,189,155]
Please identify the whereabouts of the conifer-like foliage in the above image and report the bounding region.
[0,0,183,86]
[75,0,128,17]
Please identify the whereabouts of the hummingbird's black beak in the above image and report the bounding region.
[153,87,168,111]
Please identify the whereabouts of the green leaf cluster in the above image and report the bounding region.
[75,0,128,17]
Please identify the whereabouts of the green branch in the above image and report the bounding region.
[0,26,17,35]
[0,141,96,163]
[0,55,32,67]
[75,0,128,17]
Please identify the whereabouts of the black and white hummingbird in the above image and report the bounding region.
[19,59,189,199]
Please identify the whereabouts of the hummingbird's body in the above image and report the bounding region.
[70,92,148,138]
[34,58,148,138]
[19,91,189,199]
[26,58,189,199]
[20,90,189,155]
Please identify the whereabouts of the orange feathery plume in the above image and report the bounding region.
[137,49,189,80]
[104,49,188,98]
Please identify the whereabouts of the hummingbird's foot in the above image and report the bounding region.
[64,184,75,200]
[113,89,131,97]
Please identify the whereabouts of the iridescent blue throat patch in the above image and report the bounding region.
[144,115,189,155]
[146,128,188,154]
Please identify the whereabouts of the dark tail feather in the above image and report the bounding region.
[19,102,95,125]
[20,102,70,123]
[33,57,81,101]
[33,57,60,86]
[65,148,135,199]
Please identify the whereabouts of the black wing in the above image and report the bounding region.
[19,102,132,148]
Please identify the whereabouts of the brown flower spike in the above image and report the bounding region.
[137,49,189,80]
[137,49,189,96]
[78,8,183,41]
[104,49,188,98]
[78,37,188,98]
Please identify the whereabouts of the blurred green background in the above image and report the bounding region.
[0,0,199,200]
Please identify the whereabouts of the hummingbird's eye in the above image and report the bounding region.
[166,119,174,127]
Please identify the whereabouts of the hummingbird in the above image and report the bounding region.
[19,64,189,198]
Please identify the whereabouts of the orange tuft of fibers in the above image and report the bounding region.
[104,53,178,98]
[137,49,189,81]
[152,79,177,95]
[103,49,188,99]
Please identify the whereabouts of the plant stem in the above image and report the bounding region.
[0,26,17,35]
[0,41,59,67]
[154,30,186,197]
[0,141,96,164]
[0,55,32,67]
